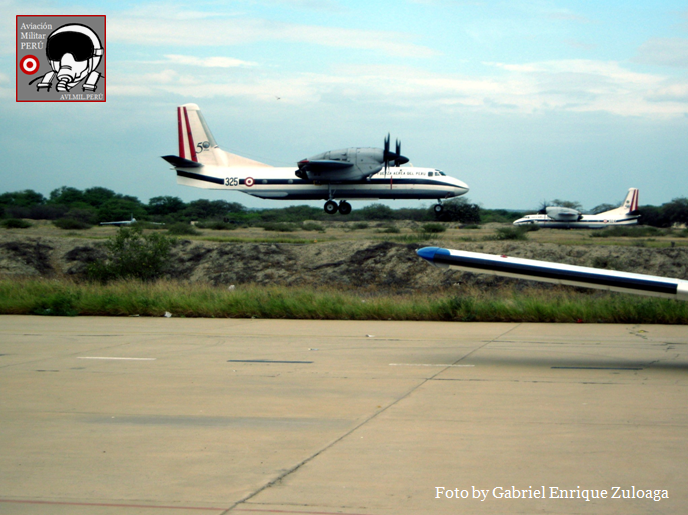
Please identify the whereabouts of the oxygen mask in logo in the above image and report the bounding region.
[37,24,103,92]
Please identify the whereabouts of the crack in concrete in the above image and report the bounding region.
[222,323,522,514]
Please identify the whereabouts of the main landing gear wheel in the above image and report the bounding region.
[338,201,352,215]
[433,203,444,214]
[324,200,338,215]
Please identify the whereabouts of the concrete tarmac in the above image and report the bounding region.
[0,316,686,514]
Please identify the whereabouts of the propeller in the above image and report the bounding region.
[382,135,409,189]
[537,200,549,215]
[383,134,391,188]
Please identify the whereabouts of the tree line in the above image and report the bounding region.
[1,186,686,226]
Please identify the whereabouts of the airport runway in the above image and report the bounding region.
[0,316,686,514]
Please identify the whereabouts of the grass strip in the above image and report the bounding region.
[0,278,686,324]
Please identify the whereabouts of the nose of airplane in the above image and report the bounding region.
[454,178,469,195]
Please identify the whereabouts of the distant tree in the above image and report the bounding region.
[590,203,616,215]
[550,199,582,210]
[148,196,186,216]
[258,205,320,223]
[480,208,524,224]
[83,187,117,207]
[183,199,245,220]
[97,198,146,223]
[637,205,670,227]
[0,189,46,208]
[48,186,84,206]
[663,197,688,226]
[435,198,481,223]
[358,203,396,220]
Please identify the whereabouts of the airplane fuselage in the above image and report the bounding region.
[513,213,639,229]
[175,165,469,202]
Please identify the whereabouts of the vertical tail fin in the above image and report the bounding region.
[623,188,639,213]
[175,104,271,168]
[177,103,222,166]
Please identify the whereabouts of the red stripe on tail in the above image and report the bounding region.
[631,189,639,212]
[183,107,198,162]
[177,107,185,159]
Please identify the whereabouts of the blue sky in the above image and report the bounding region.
[3,0,688,211]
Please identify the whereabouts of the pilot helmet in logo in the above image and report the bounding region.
[33,23,104,92]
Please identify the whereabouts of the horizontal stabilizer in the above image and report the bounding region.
[162,155,204,168]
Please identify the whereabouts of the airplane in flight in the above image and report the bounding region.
[513,188,640,229]
[417,247,688,301]
[162,104,469,215]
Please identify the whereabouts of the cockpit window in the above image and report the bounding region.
[436,170,446,176]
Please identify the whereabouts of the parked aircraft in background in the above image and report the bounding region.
[513,188,640,229]
[416,247,688,301]
[100,215,136,226]
[99,216,164,227]
[162,104,469,215]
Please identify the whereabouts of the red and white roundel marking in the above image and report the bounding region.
[244,177,254,187]
[19,55,39,75]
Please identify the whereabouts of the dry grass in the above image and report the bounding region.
[1,278,686,324]
[7,219,687,248]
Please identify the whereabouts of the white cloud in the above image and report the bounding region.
[634,38,688,68]
[164,55,256,68]
[108,58,688,117]
[108,13,437,58]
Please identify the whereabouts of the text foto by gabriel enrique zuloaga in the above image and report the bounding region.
[435,486,669,502]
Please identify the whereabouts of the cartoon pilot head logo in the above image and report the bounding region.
[30,23,104,92]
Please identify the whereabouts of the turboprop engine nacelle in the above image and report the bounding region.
[546,206,582,221]
[295,145,408,182]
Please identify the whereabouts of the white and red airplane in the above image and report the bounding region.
[162,104,469,215]
[513,188,640,229]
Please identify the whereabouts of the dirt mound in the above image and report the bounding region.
[1,234,686,293]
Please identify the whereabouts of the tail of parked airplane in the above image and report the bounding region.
[598,188,639,218]
[174,104,270,168]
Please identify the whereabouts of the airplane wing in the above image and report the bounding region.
[297,159,353,172]
[417,247,688,301]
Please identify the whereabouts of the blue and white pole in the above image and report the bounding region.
[417,247,688,301]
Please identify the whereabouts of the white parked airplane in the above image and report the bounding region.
[513,188,640,229]
[162,104,469,215]
[100,215,136,226]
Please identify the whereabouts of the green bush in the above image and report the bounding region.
[301,222,325,232]
[1,219,32,229]
[377,225,401,234]
[87,225,177,282]
[260,222,299,232]
[195,221,237,230]
[492,227,528,240]
[53,218,92,230]
[421,223,447,233]
[590,226,665,238]
[351,222,369,230]
[167,222,200,235]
